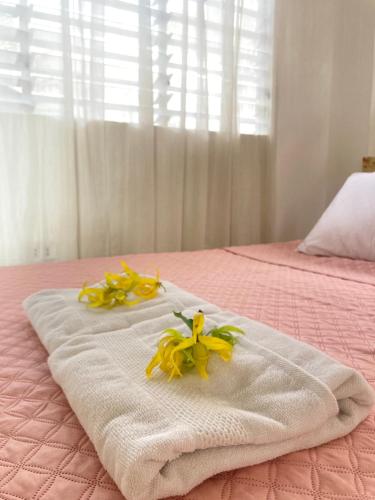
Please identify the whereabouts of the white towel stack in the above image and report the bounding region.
[24,282,375,500]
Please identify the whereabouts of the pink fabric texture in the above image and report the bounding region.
[0,242,374,499]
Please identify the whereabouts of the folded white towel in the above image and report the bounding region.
[24,282,375,500]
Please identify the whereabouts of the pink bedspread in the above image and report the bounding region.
[0,242,374,499]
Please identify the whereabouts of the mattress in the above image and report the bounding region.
[0,241,374,500]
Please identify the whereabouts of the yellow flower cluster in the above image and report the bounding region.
[146,311,244,381]
[78,261,163,309]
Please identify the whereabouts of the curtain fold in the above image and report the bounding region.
[0,0,273,266]
[79,127,268,256]
[0,114,78,264]
[0,113,267,265]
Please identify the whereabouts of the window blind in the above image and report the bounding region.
[0,0,273,134]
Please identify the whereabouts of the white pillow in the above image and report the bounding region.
[298,172,375,261]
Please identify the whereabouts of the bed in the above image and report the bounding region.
[0,241,374,499]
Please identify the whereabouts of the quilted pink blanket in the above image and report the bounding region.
[1,241,374,499]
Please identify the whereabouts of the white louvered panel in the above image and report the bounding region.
[0,0,273,133]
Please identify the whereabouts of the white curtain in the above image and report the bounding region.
[268,0,375,243]
[0,0,273,265]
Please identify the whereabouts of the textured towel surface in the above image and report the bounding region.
[23,282,375,500]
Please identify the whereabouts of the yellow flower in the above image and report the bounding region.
[104,272,134,291]
[133,271,162,300]
[146,329,189,381]
[192,342,209,379]
[78,285,112,308]
[78,261,163,309]
[192,311,204,340]
[146,311,243,381]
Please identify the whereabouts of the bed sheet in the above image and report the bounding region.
[0,242,374,500]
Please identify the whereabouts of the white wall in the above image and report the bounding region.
[268,0,375,242]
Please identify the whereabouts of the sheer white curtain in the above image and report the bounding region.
[0,0,273,265]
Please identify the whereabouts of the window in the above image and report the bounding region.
[0,0,274,134]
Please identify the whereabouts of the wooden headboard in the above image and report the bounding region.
[362,157,375,172]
